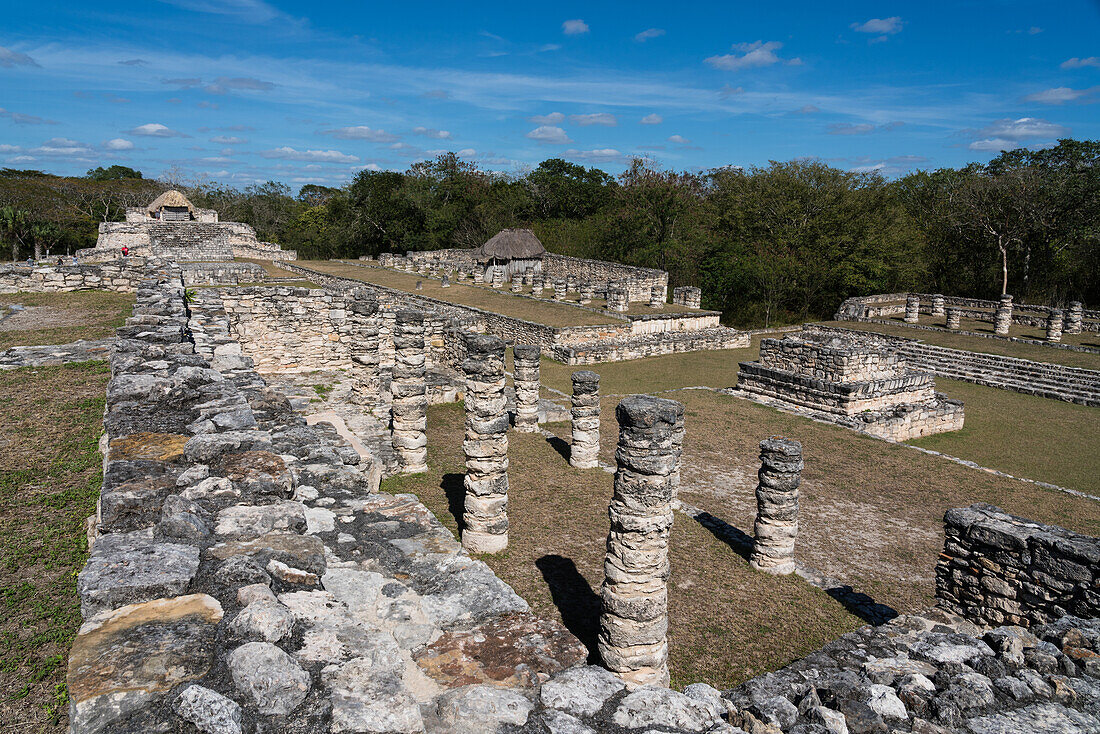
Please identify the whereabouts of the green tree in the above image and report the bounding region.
[86,165,143,181]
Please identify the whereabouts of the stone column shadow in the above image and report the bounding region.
[535,554,602,664]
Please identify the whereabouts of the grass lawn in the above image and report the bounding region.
[820,318,1100,370]
[908,378,1100,494]
[233,257,298,278]
[0,291,134,350]
[381,402,864,690]
[0,362,109,733]
[295,261,626,328]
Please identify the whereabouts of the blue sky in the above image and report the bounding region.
[1,1,1098,189]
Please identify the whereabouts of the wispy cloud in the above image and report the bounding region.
[562,19,589,36]
[158,0,290,24]
[412,126,452,139]
[0,108,57,125]
[528,112,565,124]
[850,17,903,35]
[103,138,134,151]
[634,28,665,43]
[569,113,617,126]
[32,137,97,157]
[260,146,358,163]
[0,46,39,68]
[526,126,571,144]
[1022,86,1098,105]
[667,134,690,144]
[127,123,190,137]
[1061,57,1100,69]
[564,148,629,163]
[321,126,399,142]
[640,113,663,125]
[211,135,248,144]
[967,117,1071,151]
[118,58,147,66]
[793,104,819,114]
[827,121,903,135]
[705,41,800,71]
[205,76,275,94]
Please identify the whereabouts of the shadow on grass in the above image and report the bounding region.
[535,554,602,664]
[441,472,465,531]
[544,434,571,463]
[686,510,898,625]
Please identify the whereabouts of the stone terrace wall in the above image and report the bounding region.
[180,262,267,286]
[553,327,750,365]
[0,260,145,293]
[815,324,1100,407]
[759,330,907,383]
[86,221,297,262]
[837,292,1100,332]
[542,253,668,302]
[937,503,1100,628]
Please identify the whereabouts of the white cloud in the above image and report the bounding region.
[539,44,562,52]
[851,162,886,172]
[127,123,189,137]
[359,163,383,171]
[828,121,903,135]
[564,148,627,162]
[1061,57,1100,69]
[969,138,1018,152]
[562,19,589,35]
[456,148,476,156]
[526,126,571,144]
[634,28,665,42]
[705,41,797,71]
[979,117,1070,139]
[1022,87,1097,105]
[211,135,248,144]
[667,134,690,144]
[413,126,452,139]
[0,108,56,125]
[1028,26,1043,35]
[719,84,745,97]
[32,137,96,157]
[0,46,39,68]
[0,144,23,153]
[104,138,134,150]
[204,76,275,94]
[850,17,903,35]
[260,146,358,163]
[321,126,399,142]
[528,112,565,124]
[159,0,289,24]
[569,113,617,126]
[200,156,234,164]
[640,114,663,125]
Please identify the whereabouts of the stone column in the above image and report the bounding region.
[461,335,510,553]
[531,273,544,296]
[1066,302,1084,334]
[512,345,541,433]
[945,307,961,330]
[441,273,451,288]
[391,310,428,474]
[1046,309,1064,343]
[683,287,701,309]
[606,282,628,313]
[580,281,596,305]
[570,371,600,469]
[905,295,920,323]
[349,292,380,408]
[553,280,567,301]
[474,264,485,284]
[994,294,1013,335]
[379,312,396,368]
[932,294,945,316]
[456,266,468,282]
[749,438,803,576]
[649,285,664,309]
[599,394,684,688]
[404,258,414,273]
[491,267,504,289]
[510,276,523,294]
[567,275,577,293]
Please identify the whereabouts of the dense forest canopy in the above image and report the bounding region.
[1,140,1096,328]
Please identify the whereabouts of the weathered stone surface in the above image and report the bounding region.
[749,438,803,575]
[227,641,311,715]
[108,432,189,462]
[228,599,296,642]
[612,686,723,730]
[432,684,533,733]
[207,531,326,575]
[392,310,428,473]
[77,533,200,615]
[569,370,600,469]
[174,684,242,734]
[215,500,307,538]
[540,665,626,717]
[512,344,541,433]
[462,335,510,553]
[323,658,424,733]
[414,611,586,688]
[68,594,222,734]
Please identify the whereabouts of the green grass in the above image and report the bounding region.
[0,361,109,732]
[0,291,135,350]
[820,318,1100,370]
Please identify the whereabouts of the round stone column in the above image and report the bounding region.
[932,294,945,316]
[567,275,578,293]
[474,264,485,284]
[349,291,380,408]
[649,285,664,308]
[531,273,544,296]
[510,276,523,294]
[749,437,803,576]
[599,394,684,688]
[1046,309,1064,343]
[553,280,567,301]
[461,335,510,553]
[512,344,541,433]
[606,282,629,313]
[491,268,505,289]
[994,294,1013,335]
[570,371,600,469]
[1066,301,1084,334]
[580,281,596,305]
[391,310,428,474]
[945,307,961,330]
[905,295,920,323]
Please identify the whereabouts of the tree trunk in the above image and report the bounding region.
[1000,242,1008,295]
[34,240,43,262]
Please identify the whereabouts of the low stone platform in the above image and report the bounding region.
[735,330,964,441]
[0,338,115,369]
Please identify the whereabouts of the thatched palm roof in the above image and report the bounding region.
[474,228,546,261]
[147,189,195,215]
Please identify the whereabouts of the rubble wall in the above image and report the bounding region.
[0,261,145,293]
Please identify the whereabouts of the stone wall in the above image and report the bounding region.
[937,503,1100,628]
[553,327,751,365]
[837,292,1100,333]
[814,324,1100,407]
[85,221,297,262]
[0,260,145,293]
[180,262,267,286]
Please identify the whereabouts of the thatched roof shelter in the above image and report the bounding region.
[146,190,196,216]
[474,228,546,262]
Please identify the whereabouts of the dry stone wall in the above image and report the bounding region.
[837,292,1100,333]
[937,503,1100,628]
[0,261,145,293]
[180,261,267,286]
[88,221,297,262]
